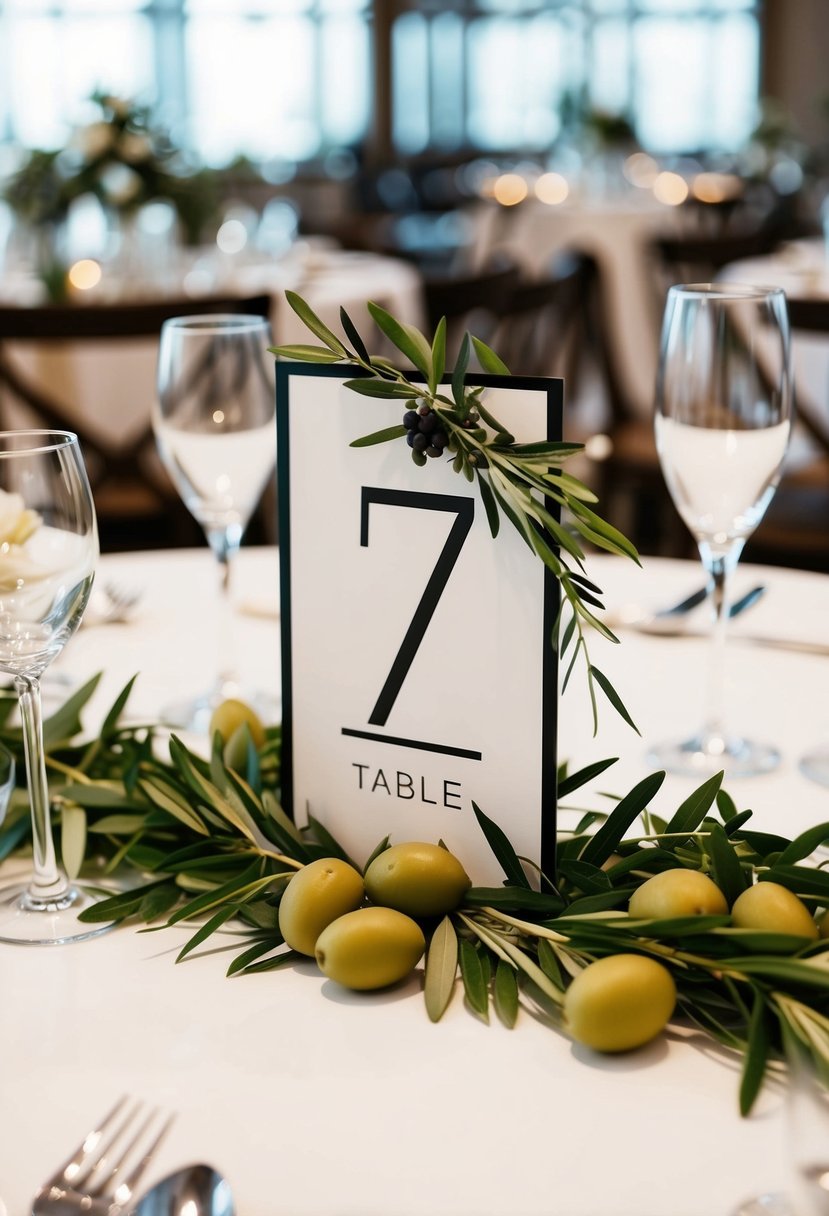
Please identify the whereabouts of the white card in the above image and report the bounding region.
[277,365,561,884]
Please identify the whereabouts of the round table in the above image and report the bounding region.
[2,545,828,1216]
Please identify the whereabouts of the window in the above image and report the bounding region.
[390,0,761,156]
[0,0,371,164]
[0,0,762,163]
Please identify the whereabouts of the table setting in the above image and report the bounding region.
[2,278,829,1216]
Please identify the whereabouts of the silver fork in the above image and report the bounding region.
[33,1097,175,1216]
[86,582,142,626]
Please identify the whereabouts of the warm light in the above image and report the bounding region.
[216,218,248,254]
[212,410,225,424]
[67,259,102,291]
[623,152,658,188]
[692,172,742,204]
[534,172,569,205]
[584,434,613,462]
[493,174,528,207]
[653,172,689,206]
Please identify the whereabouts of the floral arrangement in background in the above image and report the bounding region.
[2,91,217,245]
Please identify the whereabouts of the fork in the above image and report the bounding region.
[33,1097,175,1216]
[86,582,142,626]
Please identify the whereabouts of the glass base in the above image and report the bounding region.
[731,1194,792,1216]
[800,746,829,790]
[647,730,780,779]
[0,880,114,945]
[161,682,280,734]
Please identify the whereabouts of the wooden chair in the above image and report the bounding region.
[744,295,829,572]
[488,251,596,383]
[0,293,273,551]
[422,258,523,364]
[648,229,785,326]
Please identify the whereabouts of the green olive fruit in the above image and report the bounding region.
[564,953,677,1053]
[209,698,266,750]
[278,858,365,956]
[818,909,829,940]
[223,722,256,772]
[731,881,819,940]
[315,907,426,990]
[628,868,728,919]
[364,842,471,918]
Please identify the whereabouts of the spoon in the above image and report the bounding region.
[133,1164,234,1216]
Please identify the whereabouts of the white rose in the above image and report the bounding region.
[0,490,45,593]
[0,489,40,548]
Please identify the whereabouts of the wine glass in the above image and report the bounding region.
[649,284,792,778]
[733,1033,829,1216]
[0,429,107,944]
[153,314,277,732]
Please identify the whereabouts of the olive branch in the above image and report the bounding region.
[2,676,828,1113]
[271,290,640,735]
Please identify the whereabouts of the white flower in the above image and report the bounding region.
[0,489,40,548]
[119,132,152,165]
[0,490,44,593]
[99,163,143,206]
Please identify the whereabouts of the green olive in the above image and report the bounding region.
[818,909,829,940]
[628,868,728,919]
[278,858,365,956]
[564,954,677,1053]
[731,881,818,940]
[209,698,266,750]
[223,722,256,773]
[315,907,426,990]
[364,842,471,918]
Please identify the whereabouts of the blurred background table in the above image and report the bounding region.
[3,544,829,1216]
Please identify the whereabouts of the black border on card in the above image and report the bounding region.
[276,361,563,875]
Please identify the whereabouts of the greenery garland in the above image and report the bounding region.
[1,676,828,1116]
[1,304,826,1117]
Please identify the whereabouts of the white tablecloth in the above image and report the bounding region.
[3,545,829,1216]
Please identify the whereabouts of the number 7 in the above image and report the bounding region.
[360,487,474,727]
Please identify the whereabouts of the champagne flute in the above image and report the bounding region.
[153,314,277,732]
[0,430,107,945]
[649,284,792,778]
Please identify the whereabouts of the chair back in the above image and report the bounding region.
[422,259,523,363]
[0,294,272,550]
[488,251,597,383]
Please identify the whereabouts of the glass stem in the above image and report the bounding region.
[207,525,242,699]
[699,541,742,744]
[15,673,68,901]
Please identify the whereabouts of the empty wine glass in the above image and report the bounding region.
[800,746,829,790]
[733,1032,829,1216]
[0,430,107,944]
[649,284,792,778]
[153,314,277,732]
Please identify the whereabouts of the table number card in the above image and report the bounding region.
[277,363,561,884]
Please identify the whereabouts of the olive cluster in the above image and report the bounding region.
[403,401,486,468]
[403,403,449,462]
